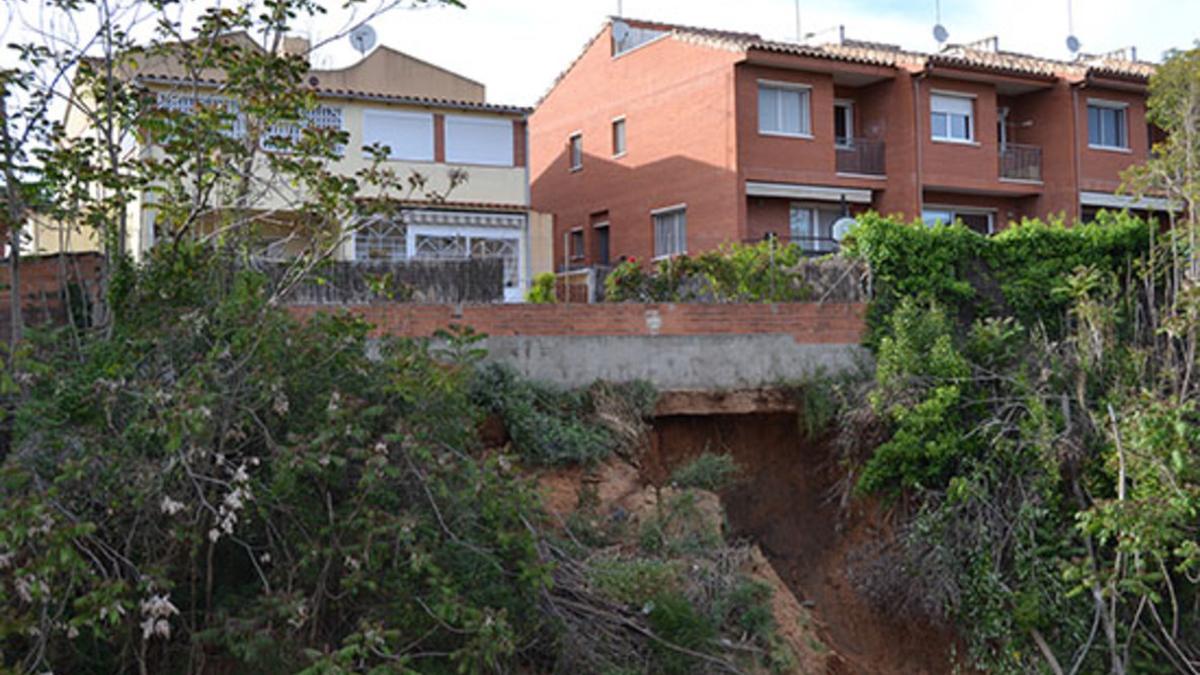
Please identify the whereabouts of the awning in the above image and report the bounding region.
[746,181,873,204]
[1080,191,1176,212]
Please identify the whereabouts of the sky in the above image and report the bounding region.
[295,0,1200,106]
[2,0,1198,108]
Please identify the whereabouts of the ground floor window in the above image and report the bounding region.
[653,206,687,258]
[352,213,523,296]
[354,215,407,261]
[789,204,845,253]
[922,208,994,235]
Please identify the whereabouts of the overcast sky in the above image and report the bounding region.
[295,0,1200,106]
[3,0,1198,107]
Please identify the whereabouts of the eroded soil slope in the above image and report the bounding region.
[648,412,963,675]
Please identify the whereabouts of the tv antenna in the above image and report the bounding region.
[794,0,802,43]
[349,24,376,55]
[932,0,949,45]
[616,0,623,16]
[1065,0,1081,54]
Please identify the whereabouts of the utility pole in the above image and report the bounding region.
[794,0,801,42]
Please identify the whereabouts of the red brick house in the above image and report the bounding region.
[529,18,1165,269]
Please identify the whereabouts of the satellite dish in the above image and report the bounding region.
[933,23,949,44]
[832,217,857,242]
[612,19,630,46]
[349,24,376,55]
[1066,35,1081,54]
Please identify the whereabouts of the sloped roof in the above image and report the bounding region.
[538,16,1156,107]
[85,32,525,113]
[136,73,529,115]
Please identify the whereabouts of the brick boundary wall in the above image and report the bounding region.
[288,302,868,345]
[0,253,104,341]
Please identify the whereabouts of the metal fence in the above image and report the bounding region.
[258,258,505,304]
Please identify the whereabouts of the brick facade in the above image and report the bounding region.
[531,19,1159,268]
[0,253,104,341]
[289,302,867,345]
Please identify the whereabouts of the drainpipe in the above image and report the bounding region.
[522,116,533,297]
[1070,82,1085,224]
[913,70,929,219]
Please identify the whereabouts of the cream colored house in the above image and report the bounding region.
[35,33,553,302]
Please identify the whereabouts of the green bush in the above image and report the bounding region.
[2,244,551,674]
[526,271,557,303]
[843,211,1149,345]
[647,592,719,675]
[604,241,815,302]
[590,558,682,606]
[470,364,622,466]
[670,452,739,491]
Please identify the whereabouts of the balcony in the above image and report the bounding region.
[835,138,886,176]
[999,143,1042,182]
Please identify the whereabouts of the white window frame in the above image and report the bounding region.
[612,116,627,157]
[407,224,525,301]
[651,204,687,259]
[930,91,975,144]
[758,80,813,139]
[922,206,995,234]
[444,114,514,166]
[361,109,434,162]
[833,99,855,148]
[1087,98,1130,151]
[789,203,843,253]
[568,132,583,171]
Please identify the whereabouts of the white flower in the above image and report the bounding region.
[160,496,185,516]
[0,551,13,570]
[139,594,179,641]
[208,528,221,543]
[223,488,244,511]
[67,625,79,639]
[318,455,331,467]
[232,464,250,484]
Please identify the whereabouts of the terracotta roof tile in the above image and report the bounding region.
[615,17,1158,82]
[135,73,529,114]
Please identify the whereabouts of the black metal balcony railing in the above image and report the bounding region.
[999,143,1042,182]
[746,234,840,256]
[835,138,886,176]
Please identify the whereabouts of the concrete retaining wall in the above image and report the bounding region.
[293,302,869,389]
[479,334,867,389]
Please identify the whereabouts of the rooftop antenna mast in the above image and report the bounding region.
[932,0,949,46]
[795,0,802,43]
[617,0,623,16]
[1065,0,1081,54]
